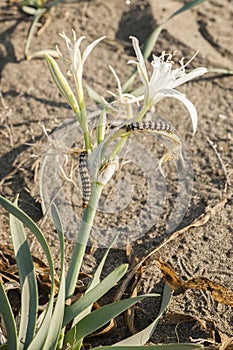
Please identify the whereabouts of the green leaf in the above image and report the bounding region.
[42,204,66,350]
[0,197,54,276]
[206,67,233,75]
[9,196,38,349]
[130,84,144,97]
[92,344,202,349]
[142,25,163,62]
[22,5,38,15]
[24,8,46,58]
[96,109,107,144]
[45,54,80,116]
[65,183,104,299]
[0,283,17,350]
[143,0,206,62]
[168,0,206,21]
[0,196,55,350]
[85,84,105,105]
[122,68,137,94]
[87,234,119,291]
[73,234,119,325]
[114,284,172,346]
[65,294,159,347]
[27,297,55,350]
[63,263,128,327]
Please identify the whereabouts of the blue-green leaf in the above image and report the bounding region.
[73,234,119,325]
[114,284,172,346]
[65,294,159,347]
[92,344,202,349]
[0,196,55,350]
[143,0,207,61]
[63,263,128,327]
[9,196,38,349]
[0,283,17,350]
[42,204,66,350]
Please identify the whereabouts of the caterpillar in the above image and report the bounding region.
[126,120,176,133]
[79,151,91,208]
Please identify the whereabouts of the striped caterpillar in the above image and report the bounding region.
[126,120,176,133]
[79,151,91,208]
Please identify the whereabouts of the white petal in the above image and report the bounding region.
[109,64,122,97]
[128,60,149,99]
[59,32,72,48]
[82,36,106,65]
[154,89,198,134]
[172,67,208,88]
[73,36,85,72]
[129,36,148,80]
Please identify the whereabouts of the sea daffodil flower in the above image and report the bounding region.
[57,31,105,110]
[129,36,208,133]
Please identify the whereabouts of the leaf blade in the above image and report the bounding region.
[0,196,56,350]
[63,263,128,327]
[9,197,38,349]
[65,294,159,347]
[42,204,66,349]
[114,284,172,346]
[92,344,202,350]
[0,283,18,350]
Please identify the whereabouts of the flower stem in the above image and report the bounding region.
[111,134,128,159]
[65,182,103,299]
[78,97,93,152]
[134,103,151,122]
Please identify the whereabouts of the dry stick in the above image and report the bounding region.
[207,137,230,193]
[114,197,228,302]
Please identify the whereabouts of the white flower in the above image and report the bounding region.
[58,30,105,78]
[57,31,105,104]
[108,65,144,106]
[129,36,208,133]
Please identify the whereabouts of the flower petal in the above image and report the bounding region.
[154,89,198,134]
[82,36,106,65]
[172,67,208,89]
[129,36,148,80]
[72,36,86,73]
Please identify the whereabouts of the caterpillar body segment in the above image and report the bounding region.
[79,151,92,208]
[126,120,176,133]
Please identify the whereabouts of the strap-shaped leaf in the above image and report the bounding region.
[92,344,202,350]
[73,234,119,325]
[0,283,17,350]
[9,196,38,349]
[42,204,66,349]
[0,196,55,349]
[65,294,159,347]
[63,263,128,327]
[114,284,172,346]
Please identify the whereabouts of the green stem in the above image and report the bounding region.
[78,91,93,152]
[83,129,92,153]
[134,103,151,122]
[111,134,128,159]
[108,104,149,159]
[80,118,92,152]
[65,182,103,299]
[24,8,46,59]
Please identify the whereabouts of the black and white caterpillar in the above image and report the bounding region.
[79,151,91,208]
[126,120,176,133]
